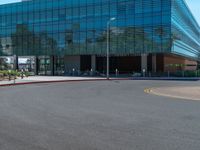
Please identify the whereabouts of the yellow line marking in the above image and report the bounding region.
[144,87,200,101]
[144,88,152,93]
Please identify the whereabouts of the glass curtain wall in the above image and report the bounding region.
[0,0,171,57]
[171,0,200,60]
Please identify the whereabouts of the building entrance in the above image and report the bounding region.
[96,56,141,74]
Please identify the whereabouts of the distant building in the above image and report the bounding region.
[0,0,199,75]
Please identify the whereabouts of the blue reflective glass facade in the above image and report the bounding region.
[171,0,200,60]
[0,0,172,56]
[0,0,199,75]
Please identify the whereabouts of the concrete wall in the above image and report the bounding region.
[64,56,80,72]
[141,54,148,72]
[91,55,96,71]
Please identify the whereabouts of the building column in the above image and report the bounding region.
[50,55,55,76]
[91,55,96,72]
[13,55,18,70]
[35,56,39,75]
[152,54,157,73]
[141,54,148,75]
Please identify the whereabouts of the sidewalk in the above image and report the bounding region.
[0,76,107,86]
[1,76,200,86]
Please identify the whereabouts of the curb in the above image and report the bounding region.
[0,78,130,87]
[132,77,200,81]
[130,77,200,81]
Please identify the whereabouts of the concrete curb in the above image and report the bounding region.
[0,78,130,87]
[132,77,200,81]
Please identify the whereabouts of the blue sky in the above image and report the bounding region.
[0,0,200,24]
[185,0,200,25]
[0,0,20,4]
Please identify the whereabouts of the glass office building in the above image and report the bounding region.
[0,0,199,75]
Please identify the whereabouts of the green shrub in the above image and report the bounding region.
[24,71,31,77]
[0,70,21,78]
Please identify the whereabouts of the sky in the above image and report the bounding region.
[0,0,20,4]
[0,0,199,25]
[185,0,200,25]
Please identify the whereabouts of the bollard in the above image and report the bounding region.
[90,69,93,76]
[142,69,146,77]
[115,69,118,77]
[72,68,75,76]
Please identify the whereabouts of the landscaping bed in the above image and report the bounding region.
[0,70,30,81]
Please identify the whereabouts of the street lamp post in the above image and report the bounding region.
[107,17,116,80]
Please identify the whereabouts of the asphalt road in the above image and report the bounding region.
[0,80,200,150]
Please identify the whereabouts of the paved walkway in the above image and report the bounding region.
[148,86,200,101]
[1,76,200,86]
[0,76,106,86]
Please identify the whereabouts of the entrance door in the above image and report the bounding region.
[80,55,91,72]
[38,56,51,75]
[54,56,64,76]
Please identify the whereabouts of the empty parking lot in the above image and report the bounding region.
[0,80,200,150]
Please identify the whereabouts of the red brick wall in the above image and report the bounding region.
[164,54,197,72]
